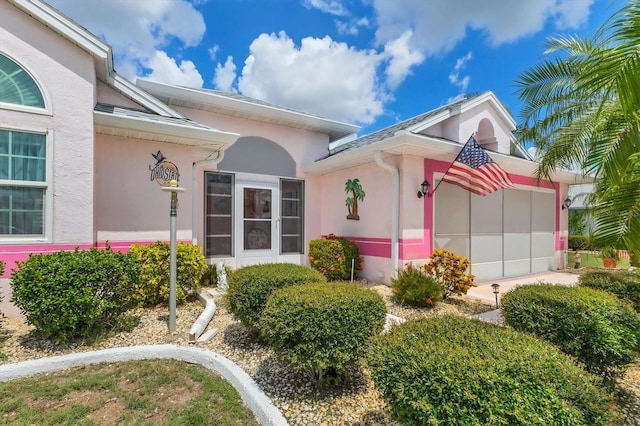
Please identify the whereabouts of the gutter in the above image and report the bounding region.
[374,151,399,278]
[192,151,225,245]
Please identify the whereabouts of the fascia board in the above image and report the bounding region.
[137,80,360,136]
[110,75,186,118]
[94,111,240,148]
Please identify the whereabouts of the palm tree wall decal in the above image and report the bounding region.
[345,178,365,220]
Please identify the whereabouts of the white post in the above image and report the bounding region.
[162,180,185,333]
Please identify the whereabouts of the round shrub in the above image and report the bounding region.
[226,263,326,328]
[128,241,206,306]
[308,234,363,281]
[367,316,620,425]
[10,248,140,344]
[259,282,386,380]
[579,270,640,312]
[501,284,640,379]
[391,263,442,307]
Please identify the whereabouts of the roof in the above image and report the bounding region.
[8,0,184,118]
[329,95,477,156]
[93,103,239,150]
[136,79,361,143]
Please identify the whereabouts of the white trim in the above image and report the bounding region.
[0,50,53,115]
[0,125,52,243]
[93,110,240,149]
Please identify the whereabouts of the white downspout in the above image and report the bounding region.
[192,150,225,245]
[374,151,399,278]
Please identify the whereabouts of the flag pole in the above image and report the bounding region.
[431,133,475,195]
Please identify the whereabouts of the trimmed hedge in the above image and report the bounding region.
[226,263,326,328]
[10,248,140,343]
[391,263,442,307]
[501,284,640,379]
[569,235,590,250]
[128,242,206,306]
[579,270,640,312]
[259,282,386,380]
[367,316,620,425]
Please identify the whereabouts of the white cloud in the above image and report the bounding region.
[208,45,220,61]
[335,16,370,36]
[302,0,350,16]
[448,51,473,93]
[371,0,594,55]
[382,30,426,89]
[213,57,238,92]
[236,32,385,125]
[48,0,206,83]
[145,51,204,87]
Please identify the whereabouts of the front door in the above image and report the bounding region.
[236,180,279,266]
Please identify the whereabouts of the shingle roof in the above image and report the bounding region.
[94,103,211,130]
[329,94,480,156]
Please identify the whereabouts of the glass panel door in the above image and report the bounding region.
[243,188,272,250]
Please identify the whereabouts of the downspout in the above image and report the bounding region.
[192,150,225,245]
[374,151,399,278]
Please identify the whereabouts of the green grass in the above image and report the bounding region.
[569,251,631,269]
[0,359,259,425]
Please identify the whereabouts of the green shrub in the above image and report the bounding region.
[308,234,362,281]
[579,270,640,312]
[569,235,589,250]
[367,316,620,425]
[200,262,234,288]
[391,263,442,307]
[226,263,326,328]
[501,284,640,379]
[259,282,386,381]
[10,248,140,343]
[128,242,206,306]
[423,248,474,299]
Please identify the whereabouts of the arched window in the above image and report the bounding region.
[0,53,45,108]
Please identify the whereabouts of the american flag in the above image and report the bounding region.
[441,135,515,196]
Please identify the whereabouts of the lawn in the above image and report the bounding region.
[569,250,631,269]
[0,359,259,425]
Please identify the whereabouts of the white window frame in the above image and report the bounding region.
[0,125,53,243]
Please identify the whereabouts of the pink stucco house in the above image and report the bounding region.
[1,0,585,282]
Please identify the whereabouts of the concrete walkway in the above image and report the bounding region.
[467,271,580,325]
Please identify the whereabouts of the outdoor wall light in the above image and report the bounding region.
[491,283,500,308]
[561,195,572,210]
[417,180,430,198]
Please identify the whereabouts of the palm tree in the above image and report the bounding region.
[515,1,640,265]
[345,178,365,220]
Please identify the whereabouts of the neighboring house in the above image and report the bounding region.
[0,0,586,282]
[568,183,595,236]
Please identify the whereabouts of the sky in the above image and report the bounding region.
[47,0,623,137]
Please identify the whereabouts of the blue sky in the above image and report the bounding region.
[49,0,622,137]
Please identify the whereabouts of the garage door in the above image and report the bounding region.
[434,182,555,281]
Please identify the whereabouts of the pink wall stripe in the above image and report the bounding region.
[1,240,192,278]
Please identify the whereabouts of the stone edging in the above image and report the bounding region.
[0,344,288,426]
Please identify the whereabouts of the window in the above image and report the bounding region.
[205,172,234,256]
[280,179,304,254]
[0,53,45,108]
[0,129,47,236]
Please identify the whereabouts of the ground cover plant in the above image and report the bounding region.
[10,248,140,344]
[501,284,640,380]
[226,263,326,328]
[0,359,259,425]
[368,316,620,425]
[259,281,386,382]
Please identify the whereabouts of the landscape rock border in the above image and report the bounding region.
[0,344,288,426]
